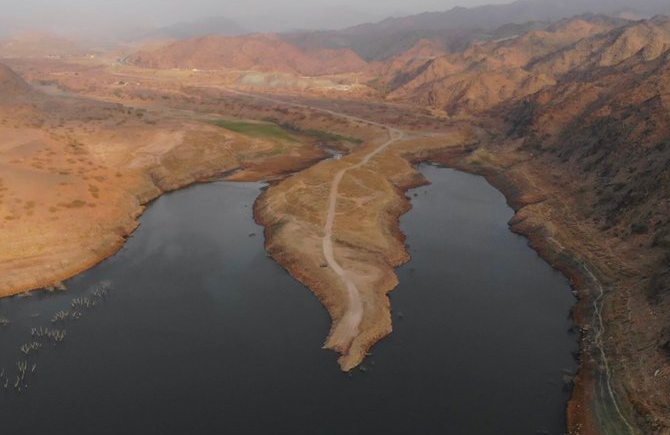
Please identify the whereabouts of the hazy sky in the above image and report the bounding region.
[0,0,516,36]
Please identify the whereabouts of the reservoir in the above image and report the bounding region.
[0,164,578,435]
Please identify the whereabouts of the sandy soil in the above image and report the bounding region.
[0,89,326,298]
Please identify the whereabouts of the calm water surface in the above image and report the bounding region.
[0,165,578,434]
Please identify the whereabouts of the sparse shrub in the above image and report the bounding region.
[630,223,648,235]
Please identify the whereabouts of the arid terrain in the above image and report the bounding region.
[1,4,669,435]
[0,63,332,296]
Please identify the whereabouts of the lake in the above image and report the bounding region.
[0,164,578,435]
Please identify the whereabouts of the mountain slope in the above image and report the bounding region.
[0,62,31,101]
[128,34,368,76]
[383,16,669,115]
[373,16,670,432]
[501,42,670,433]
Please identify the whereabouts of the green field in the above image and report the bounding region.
[209,119,298,142]
[210,119,362,147]
[302,129,362,145]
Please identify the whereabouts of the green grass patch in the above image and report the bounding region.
[209,119,298,143]
[301,129,363,145]
[262,118,362,145]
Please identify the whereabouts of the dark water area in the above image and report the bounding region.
[0,165,578,435]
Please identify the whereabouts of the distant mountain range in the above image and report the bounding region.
[142,16,247,41]
[136,5,393,42]
[128,33,368,76]
[283,0,670,60]
[0,32,86,58]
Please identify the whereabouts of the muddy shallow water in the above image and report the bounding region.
[0,164,577,434]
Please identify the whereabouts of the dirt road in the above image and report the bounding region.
[322,128,404,351]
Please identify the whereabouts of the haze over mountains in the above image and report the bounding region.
[0,0,472,40]
[126,6,398,42]
[1,0,667,48]
[283,0,669,60]
[155,0,667,41]
[0,33,86,59]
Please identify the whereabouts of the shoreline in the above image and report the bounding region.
[429,149,638,435]
[4,140,599,433]
[0,147,330,299]
[254,138,629,435]
[0,93,638,434]
[253,151,429,368]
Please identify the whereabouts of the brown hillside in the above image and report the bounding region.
[497,30,670,432]
[374,39,448,90]
[382,17,670,432]
[0,62,31,101]
[383,16,628,114]
[529,16,670,76]
[128,34,368,76]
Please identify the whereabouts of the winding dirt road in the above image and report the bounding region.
[222,88,406,353]
[585,265,635,434]
[322,128,404,351]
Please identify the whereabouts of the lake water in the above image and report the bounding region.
[0,164,578,435]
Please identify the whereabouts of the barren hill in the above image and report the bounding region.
[366,19,670,430]
[128,34,368,76]
[0,62,31,101]
[530,15,670,75]
[500,36,670,432]
[383,16,670,115]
